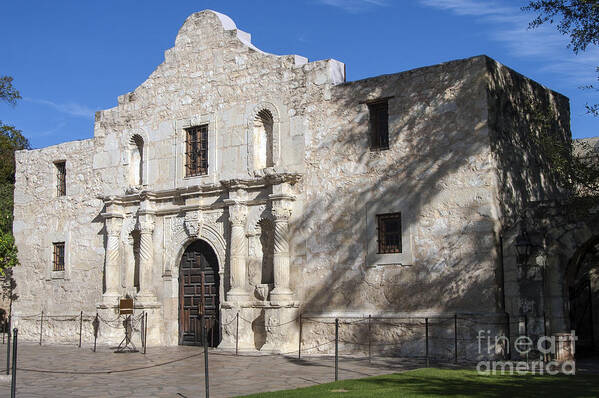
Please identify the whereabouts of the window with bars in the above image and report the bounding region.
[55,161,66,196]
[53,242,65,271]
[377,213,402,254]
[185,125,208,177]
[368,100,389,150]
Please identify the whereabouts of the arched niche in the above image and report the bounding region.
[246,102,280,174]
[129,134,144,186]
[253,110,274,170]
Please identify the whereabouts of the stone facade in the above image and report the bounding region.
[12,10,572,357]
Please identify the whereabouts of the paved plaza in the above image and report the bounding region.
[0,342,438,397]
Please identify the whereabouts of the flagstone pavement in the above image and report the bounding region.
[0,342,445,398]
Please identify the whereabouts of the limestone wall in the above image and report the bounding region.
[12,138,105,323]
[293,55,499,318]
[486,57,570,226]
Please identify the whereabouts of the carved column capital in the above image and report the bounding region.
[105,216,123,237]
[226,201,248,227]
[269,194,294,222]
[138,213,155,234]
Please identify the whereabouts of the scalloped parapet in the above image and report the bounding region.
[94,10,345,137]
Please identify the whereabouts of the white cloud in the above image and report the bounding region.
[24,97,95,118]
[419,0,599,87]
[318,0,388,13]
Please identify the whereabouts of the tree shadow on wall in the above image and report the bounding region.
[287,56,569,353]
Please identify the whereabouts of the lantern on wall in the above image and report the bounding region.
[514,222,533,266]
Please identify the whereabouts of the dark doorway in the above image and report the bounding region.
[569,275,595,356]
[178,240,220,346]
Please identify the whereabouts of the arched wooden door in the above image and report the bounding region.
[179,240,220,346]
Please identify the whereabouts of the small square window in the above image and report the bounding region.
[377,213,402,254]
[368,100,389,150]
[185,125,209,177]
[55,161,66,196]
[53,242,65,271]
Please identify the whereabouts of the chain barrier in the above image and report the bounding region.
[6,312,530,376]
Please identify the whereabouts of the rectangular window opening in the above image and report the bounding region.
[53,242,65,272]
[55,161,66,197]
[185,125,209,177]
[377,212,402,254]
[368,100,389,150]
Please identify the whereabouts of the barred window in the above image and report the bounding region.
[53,242,65,271]
[368,100,389,150]
[55,161,66,196]
[377,213,402,254]
[185,125,208,177]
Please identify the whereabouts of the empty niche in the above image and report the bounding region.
[132,230,141,291]
[129,134,144,186]
[259,218,275,284]
[253,110,274,170]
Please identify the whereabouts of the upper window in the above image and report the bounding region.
[55,161,66,196]
[53,242,65,271]
[368,100,389,150]
[377,213,402,254]
[185,125,208,177]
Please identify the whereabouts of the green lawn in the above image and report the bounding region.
[239,368,599,397]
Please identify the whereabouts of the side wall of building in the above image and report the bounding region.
[12,139,106,342]
[294,56,500,316]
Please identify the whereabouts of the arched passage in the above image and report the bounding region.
[178,239,220,346]
[564,236,599,356]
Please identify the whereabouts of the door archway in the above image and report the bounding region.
[178,240,220,346]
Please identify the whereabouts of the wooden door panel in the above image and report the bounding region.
[179,240,220,346]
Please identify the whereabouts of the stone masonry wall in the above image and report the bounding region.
[12,138,106,339]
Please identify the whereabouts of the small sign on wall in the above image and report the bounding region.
[119,298,134,315]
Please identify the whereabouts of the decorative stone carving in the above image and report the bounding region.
[184,210,203,237]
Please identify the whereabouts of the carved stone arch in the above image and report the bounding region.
[170,223,227,277]
[246,102,281,173]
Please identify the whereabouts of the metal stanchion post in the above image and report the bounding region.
[368,315,372,363]
[200,272,209,398]
[5,322,10,375]
[235,312,239,356]
[298,313,302,359]
[524,314,529,363]
[506,313,511,360]
[144,312,148,355]
[10,328,17,398]
[93,313,98,353]
[335,318,339,381]
[454,313,458,364]
[39,311,43,346]
[79,311,83,348]
[425,318,429,368]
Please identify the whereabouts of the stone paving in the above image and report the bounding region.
[0,342,445,398]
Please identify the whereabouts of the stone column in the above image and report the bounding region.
[104,216,123,300]
[137,213,156,301]
[226,201,249,302]
[269,196,294,303]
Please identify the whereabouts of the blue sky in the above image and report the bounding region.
[1,0,598,149]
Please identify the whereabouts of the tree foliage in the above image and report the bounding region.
[0,76,21,106]
[524,1,599,197]
[0,75,27,275]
